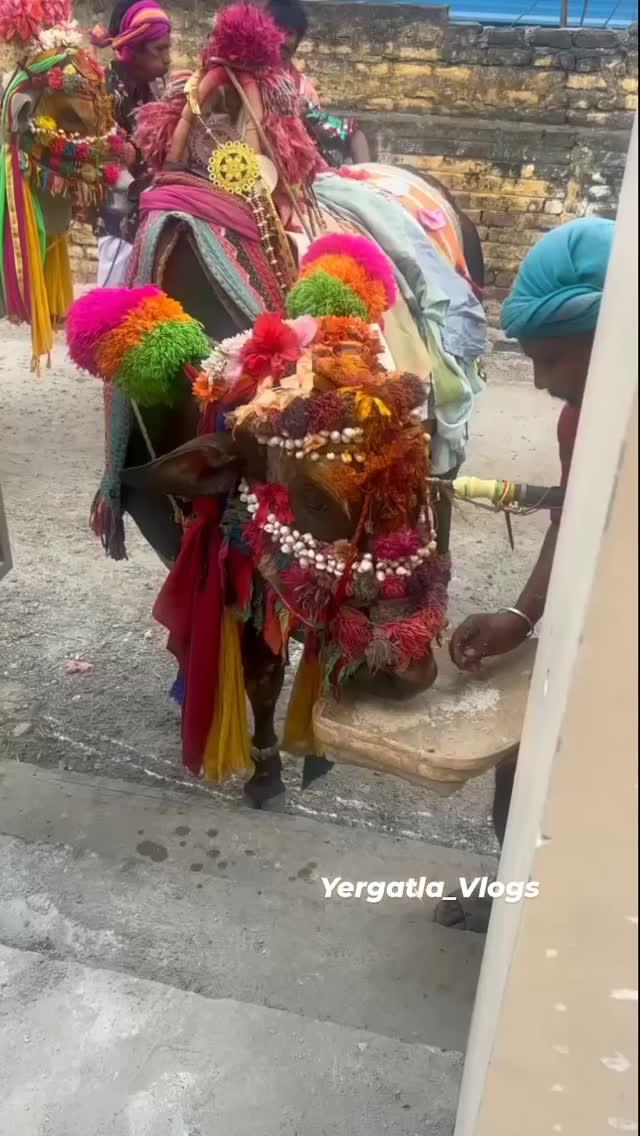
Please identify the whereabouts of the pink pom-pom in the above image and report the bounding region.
[204,3,284,73]
[103,164,121,186]
[301,234,397,307]
[66,286,161,375]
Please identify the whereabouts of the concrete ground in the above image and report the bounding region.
[0,320,560,1133]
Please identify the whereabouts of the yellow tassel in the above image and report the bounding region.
[203,609,253,782]
[355,391,391,420]
[282,647,323,756]
[44,235,74,323]
[23,183,54,366]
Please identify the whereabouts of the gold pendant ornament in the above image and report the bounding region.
[208,140,260,196]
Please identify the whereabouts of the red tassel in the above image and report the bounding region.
[90,492,127,561]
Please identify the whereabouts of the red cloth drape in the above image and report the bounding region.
[152,497,224,774]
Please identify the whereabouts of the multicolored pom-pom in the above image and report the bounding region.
[66,286,211,407]
[287,271,369,321]
[295,233,398,323]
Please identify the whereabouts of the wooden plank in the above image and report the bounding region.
[313,640,537,795]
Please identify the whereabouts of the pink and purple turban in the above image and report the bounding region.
[91,1,171,61]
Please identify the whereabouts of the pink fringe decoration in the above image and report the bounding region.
[301,234,398,307]
[373,530,421,560]
[204,3,284,72]
[263,113,324,189]
[133,77,189,171]
[66,285,160,375]
[43,0,72,27]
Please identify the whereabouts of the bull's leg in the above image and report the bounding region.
[242,625,287,809]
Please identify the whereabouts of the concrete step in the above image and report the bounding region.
[0,944,462,1136]
[0,762,492,1052]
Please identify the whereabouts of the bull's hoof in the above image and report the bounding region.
[254,791,287,813]
[243,778,287,809]
[434,889,493,934]
[244,745,286,810]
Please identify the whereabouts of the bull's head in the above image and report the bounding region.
[1,18,132,363]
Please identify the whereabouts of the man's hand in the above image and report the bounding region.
[449,611,530,671]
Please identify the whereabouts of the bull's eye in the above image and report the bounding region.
[57,107,83,131]
[305,493,329,514]
[291,480,355,542]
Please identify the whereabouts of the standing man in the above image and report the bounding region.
[266,0,371,167]
[91,0,172,285]
[437,216,615,932]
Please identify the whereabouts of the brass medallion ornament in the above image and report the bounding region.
[208,140,260,196]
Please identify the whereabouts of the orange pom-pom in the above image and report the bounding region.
[301,255,387,324]
[94,294,189,379]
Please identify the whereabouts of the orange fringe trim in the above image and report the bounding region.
[95,294,190,379]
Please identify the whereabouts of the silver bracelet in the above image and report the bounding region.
[499,607,536,637]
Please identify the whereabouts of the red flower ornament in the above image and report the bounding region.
[239,313,303,382]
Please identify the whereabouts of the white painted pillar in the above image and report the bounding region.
[454,118,638,1136]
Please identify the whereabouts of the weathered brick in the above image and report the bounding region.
[533,50,575,71]
[447,23,483,44]
[485,47,533,67]
[487,227,540,246]
[529,29,573,49]
[483,243,529,268]
[438,171,554,197]
[586,184,614,199]
[575,49,615,73]
[69,223,95,247]
[494,271,517,288]
[468,194,544,212]
[485,27,528,45]
[573,29,621,48]
[441,45,485,65]
[567,72,608,89]
[481,210,564,231]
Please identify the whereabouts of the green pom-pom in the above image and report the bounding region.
[287,271,368,320]
[116,318,210,407]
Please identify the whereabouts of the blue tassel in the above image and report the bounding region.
[170,671,185,706]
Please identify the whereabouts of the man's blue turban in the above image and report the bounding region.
[501,217,615,340]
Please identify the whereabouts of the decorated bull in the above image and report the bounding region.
[89,2,486,568]
[67,233,453,806]
[0,0,132,368]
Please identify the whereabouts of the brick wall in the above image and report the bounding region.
[298,4,636,322]
[71,0,637,320]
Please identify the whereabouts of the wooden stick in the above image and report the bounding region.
[131,400,184,524]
